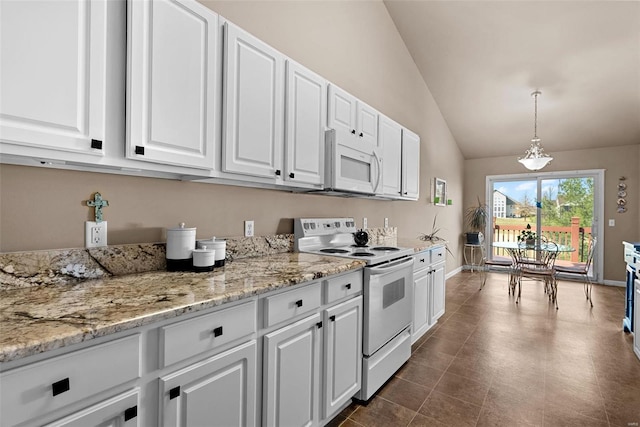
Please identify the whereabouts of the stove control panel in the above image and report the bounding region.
[294,218,357,237]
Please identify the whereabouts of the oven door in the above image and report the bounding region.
[363,257,414,356]
[326,130,382,195]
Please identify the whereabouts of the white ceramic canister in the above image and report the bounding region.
[192,246,216,272]
[197,237,226,267]
[166,223,196,271]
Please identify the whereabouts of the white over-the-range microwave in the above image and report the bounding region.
[316,129,382,196]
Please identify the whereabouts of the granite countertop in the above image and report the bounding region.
[0,252,365,364]
[0,235,446,365]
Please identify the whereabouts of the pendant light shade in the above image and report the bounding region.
[518,91,552,171]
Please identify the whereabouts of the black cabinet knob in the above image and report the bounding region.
[420,259,425,263]
[345,283,351,289]
[316,321,323,328]
[359,132,363,137]
[124,406,138,421]
[289,172,295,178]
[135,146,145,155]
[275,169,281,176]
[213,326,223,337]
[169,386,181,400]
[295,299,303,307]
[330,315,336,322]
[90,139,103,150]
[351,129,356,134]
[52,378,70,396]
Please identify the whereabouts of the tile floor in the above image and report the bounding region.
[331,271,640,427]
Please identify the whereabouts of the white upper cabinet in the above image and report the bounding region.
[328,85,378,147]
[127,0,219,169]
[0,0,114,157]
[401,129,420,199]
[223,21,285,180]
[379,115,403,197]
[284,60,326,187]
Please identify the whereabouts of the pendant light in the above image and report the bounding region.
[518,90,552,171]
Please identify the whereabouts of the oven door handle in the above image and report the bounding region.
[368,257,414,275]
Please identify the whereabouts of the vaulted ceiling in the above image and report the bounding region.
[384,1,640,160]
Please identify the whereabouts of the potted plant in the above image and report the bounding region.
[517,223,537,246]
[419,215,454,257]
[465,196,488,245]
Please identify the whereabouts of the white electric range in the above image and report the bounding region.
[294,217,414,402]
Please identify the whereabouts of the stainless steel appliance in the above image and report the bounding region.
[294,217,414,401]
[319,130,383,196]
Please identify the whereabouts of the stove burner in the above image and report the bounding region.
[372,246,400,251]
[352,252,375,257]
[319,248,350,254]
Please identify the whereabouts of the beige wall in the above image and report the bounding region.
[464,144,640,282]
[0,1,465,273]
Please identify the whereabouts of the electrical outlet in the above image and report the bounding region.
[244,220,254,237]
[384,218,389,228]
[609,219,615,227]
[363,217,368,229]
[85,221,107,248]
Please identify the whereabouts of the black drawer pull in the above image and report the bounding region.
[420,258,425,263]
[330,315,336,322]
[134,145,145,155]
[295,299,303,307]
[316,321,323,328]
[359,132,363,137]
[213,326,223,337]
[345,283,351,289]
[351,129,356,134]
[289,172,295,179]
[275,169,281,176]
[90,139,102,149]
[124,406,138,421]
[52,378,70,396]
[169,386,181,400]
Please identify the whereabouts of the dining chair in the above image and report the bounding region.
[479,244,516,293]
[554,236,596,307]
[514,241,559,309]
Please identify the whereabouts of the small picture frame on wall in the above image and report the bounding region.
[434,178,447,206]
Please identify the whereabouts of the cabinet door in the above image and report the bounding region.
[263,313,321,427]
[379,116,402,197]
[327,85,357,141]
[401,129,420,199]
[45,389,139,427]
[127,0,218,169]
[412,269,430,344]
[223,22,284,179]
[284,60,326,186]
[429,262,446,324]
[357,102,378,147]
[160,340,257,427]
[323,296,362,420]
[634,281,640,359]
[0,0,109,156]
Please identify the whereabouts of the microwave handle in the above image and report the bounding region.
[368,257,414,275]
[372,150,382,193]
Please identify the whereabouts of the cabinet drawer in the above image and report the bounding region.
[324,271,362,304]
[431,246,446,264]
[0,334,140,427]
[161,301,257,368]
[264,283,321,327]
[413,251,430,271]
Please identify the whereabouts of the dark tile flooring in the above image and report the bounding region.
[331,271,640,426]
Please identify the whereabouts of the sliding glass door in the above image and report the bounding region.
[487,170,603,282]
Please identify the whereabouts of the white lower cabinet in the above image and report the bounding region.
[45,388,140,427]
[263,313,322,427]
[323,296,362,420]
[411,246,446,344]
[159,339,257,427]
[634,279,639,360]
